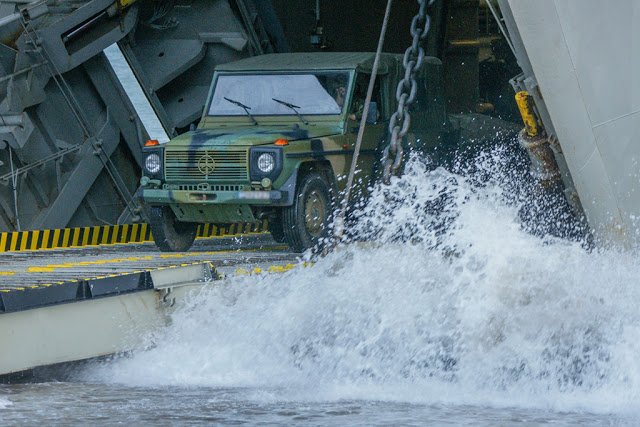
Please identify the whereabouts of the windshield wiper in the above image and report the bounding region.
[224,97,258,125]
[272,98,309,125]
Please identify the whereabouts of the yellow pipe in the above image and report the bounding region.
[515,91,539,137]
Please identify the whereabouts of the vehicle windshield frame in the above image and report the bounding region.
[206,71,354,118]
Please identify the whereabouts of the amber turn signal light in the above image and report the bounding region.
[274,139,289,146]
[145,140,159,146]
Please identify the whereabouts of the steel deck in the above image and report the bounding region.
[0,234,302,376]
[0,234,297,291]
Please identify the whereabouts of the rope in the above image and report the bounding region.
[0,113,20,231]
[19,18,142,220]
[9,146,20,231]
[19,19,92,138]
[332,0,393,244]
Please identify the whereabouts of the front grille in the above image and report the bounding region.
[165,149,249,182]
[164,184,244,192]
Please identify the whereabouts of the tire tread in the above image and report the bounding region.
[149,206,198,252]
[282,172,332,253]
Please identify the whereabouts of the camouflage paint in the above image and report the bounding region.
[138,53,443,224]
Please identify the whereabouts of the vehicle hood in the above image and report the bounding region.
[165,125,340,148]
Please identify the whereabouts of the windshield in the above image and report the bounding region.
[208,72,351,116]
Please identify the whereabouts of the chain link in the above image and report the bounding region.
[382,0,434,185]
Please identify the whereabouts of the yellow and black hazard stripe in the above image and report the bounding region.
[0,220,269,253]
[196,221,268,239]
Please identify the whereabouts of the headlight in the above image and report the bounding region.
[145,153,161,174]
[250,148,282,182]
[257,153,275,173]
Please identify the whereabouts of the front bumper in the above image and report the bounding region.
[136,187,288,206]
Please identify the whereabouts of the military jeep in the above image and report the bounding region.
[137,52,444,252]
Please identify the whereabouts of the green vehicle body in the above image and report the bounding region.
[137,52,445,251]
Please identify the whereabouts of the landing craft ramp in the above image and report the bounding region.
[0,232,299,378]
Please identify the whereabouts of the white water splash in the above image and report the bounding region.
[0,397,13,409]
[91,150,640,414]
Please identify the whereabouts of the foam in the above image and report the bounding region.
[90,150,640,414]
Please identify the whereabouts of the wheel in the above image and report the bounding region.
[282,172,333,252]
[148,206,198,252]
[268,215,286,243]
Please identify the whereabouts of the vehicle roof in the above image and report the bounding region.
[215,52,397,73]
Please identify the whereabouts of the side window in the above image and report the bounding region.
[349,73,383,122]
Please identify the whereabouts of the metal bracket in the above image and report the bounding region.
[160,287,175,307]
[151,262,217,290]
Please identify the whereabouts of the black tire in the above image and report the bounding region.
[268,215,286,243]
[282,172,333,252]
[149,206,198,252]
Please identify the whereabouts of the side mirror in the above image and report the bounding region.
[366,102,377,124]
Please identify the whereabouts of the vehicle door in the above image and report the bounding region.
[344,72,387,201]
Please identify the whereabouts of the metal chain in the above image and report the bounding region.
[381,0,434,185]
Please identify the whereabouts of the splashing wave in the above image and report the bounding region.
[90,149,640,414]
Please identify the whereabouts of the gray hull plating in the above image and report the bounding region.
[498,0,640,247]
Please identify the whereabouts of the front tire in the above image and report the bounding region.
[268,215,286,243]
[149,206,198,252]
[282,172,333,252]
